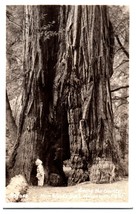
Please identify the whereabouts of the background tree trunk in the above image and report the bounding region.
[7,5,123,186]
[6,90,17,142]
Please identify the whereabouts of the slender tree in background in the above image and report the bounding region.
[7,5,123,186]
[6,90,17,142]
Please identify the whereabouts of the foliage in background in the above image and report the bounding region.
[109,6,129,174]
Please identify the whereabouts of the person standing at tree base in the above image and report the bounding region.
[35,159,45,186]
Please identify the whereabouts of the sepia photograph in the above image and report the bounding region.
[4,3,131,208]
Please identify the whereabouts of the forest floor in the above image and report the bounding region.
[23,177,128,203]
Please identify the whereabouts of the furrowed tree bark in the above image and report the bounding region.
[7,5,123,186]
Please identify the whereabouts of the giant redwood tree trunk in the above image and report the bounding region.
[54,5,122,185]
[7,5,68,186]
[7,5,122,186]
